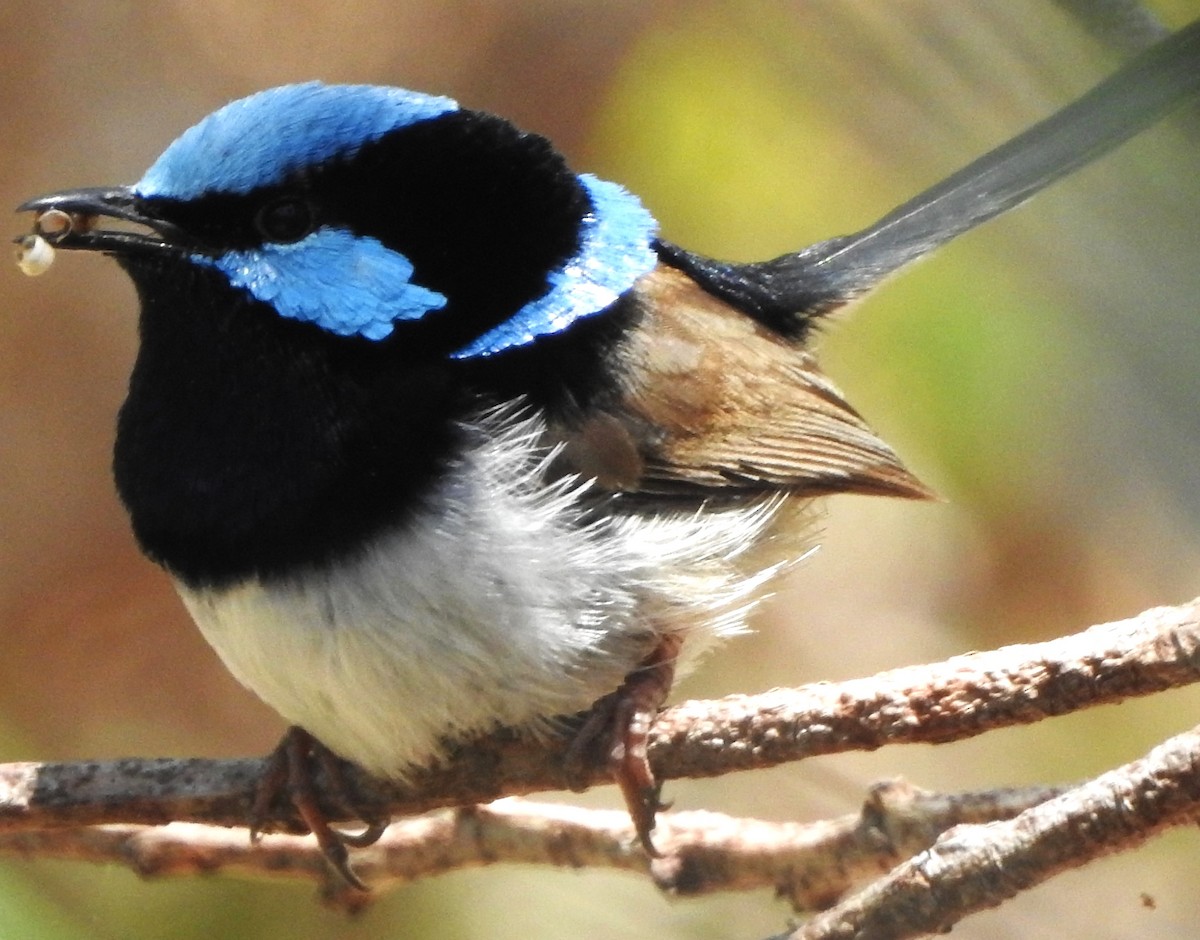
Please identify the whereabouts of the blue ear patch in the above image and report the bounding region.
[136,82,457,200]
[199,228,447,340]
[450,175,658,359]
[199,173,655,347]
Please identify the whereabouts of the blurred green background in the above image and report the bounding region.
[3,1,1200,937]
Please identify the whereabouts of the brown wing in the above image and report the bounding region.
[550,264,933,501]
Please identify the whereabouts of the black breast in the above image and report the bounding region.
[113,258,467,589]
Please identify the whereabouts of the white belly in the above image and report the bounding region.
[177,409,794,778]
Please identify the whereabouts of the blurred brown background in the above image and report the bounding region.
[3,1,1200,937]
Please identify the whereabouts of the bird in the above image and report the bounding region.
[16,18,1200,887]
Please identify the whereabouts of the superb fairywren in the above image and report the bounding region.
[16,19,1200,885]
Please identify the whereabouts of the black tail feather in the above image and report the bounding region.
[661,17,1200,338]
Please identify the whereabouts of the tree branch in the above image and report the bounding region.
[3,597,1197,834]
[786,721,1200,939]
[0,783,1067,911]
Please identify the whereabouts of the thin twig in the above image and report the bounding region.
[0,783,1068,910]
[786,722,1200,939]
[1051,0,1169,57]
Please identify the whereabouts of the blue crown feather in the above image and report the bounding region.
[136,82,458,200]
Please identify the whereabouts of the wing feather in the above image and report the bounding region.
[551,265,933,501]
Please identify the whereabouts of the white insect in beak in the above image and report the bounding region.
[15,233,55,277]
[14,207,98,277]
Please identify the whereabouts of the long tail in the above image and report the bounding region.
[659,17,1200,335]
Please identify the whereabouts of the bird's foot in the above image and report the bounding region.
[565,634,681,855]
[251,726,390,889]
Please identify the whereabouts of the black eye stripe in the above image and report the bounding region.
[255,197,315,243]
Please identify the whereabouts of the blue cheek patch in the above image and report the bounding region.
[136,83,457,200]
[200,228,447,340]
[450,175,659,359]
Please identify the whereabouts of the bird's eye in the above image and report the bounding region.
[255,197,315,244]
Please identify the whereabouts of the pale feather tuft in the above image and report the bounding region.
[178,405,809,778]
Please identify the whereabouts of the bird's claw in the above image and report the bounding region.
[251,726,390,890]
[565,634,681,855]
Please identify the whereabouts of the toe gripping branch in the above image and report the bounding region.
[250,635,681,887]
[251,727,391,890]
[566,634,683,855]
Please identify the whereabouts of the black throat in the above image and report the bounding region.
[113,259,469,589]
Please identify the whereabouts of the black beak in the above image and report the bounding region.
[16,186,186,256]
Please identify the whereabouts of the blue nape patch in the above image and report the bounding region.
[200,228,447,340]
[451,175,658,359]
[136,82,457,200]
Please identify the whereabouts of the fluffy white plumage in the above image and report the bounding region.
[177,406,803,777]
